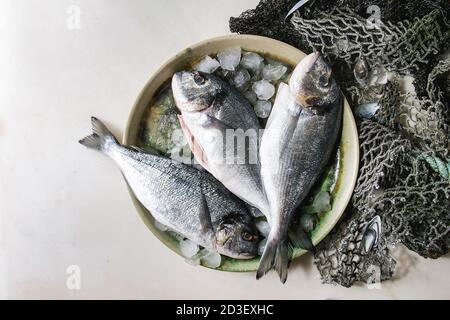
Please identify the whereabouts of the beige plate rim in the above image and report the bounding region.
[123,34,359,272]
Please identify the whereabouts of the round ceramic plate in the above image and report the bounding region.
[124,34,359,272]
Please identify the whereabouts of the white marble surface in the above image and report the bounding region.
[0,0,449,299]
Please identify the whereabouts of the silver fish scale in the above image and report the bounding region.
[210,82,260,130]
[111,145,248,247]
[283,103,341,210]
[261,84,342,232]
[177,73,270,218]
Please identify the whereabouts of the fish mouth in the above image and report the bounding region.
[172,71,184,82]
[172,71,184,95]
[172,71,196,112]
[301,52,321,71]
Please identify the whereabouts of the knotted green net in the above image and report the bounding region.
[230,0,449,287]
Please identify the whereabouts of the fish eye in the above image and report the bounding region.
[241,231,255,242]
[318,74,329,88]
[193,73,206,85]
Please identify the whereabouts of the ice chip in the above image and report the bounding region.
[233,68,251,89]
[171,128,187,147]
[200,249,222,268]
[258,238,267,256]
[193,55,220,74]
[262,64,287,81]
[255,100,272,118]
[256,220,270,237]
[312,191,331,214]
[217,46,241,71]
[184,255,201,266]
[179,239,200,258]
[240,52,264,73]
[168,230,184,242]
[154,220,168,232]
[252,80,275,100]
[300,213,318,232]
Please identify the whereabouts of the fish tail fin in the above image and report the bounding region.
[256,231,290,283]
[79,117,119,154]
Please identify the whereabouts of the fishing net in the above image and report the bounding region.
[230,0,450,287]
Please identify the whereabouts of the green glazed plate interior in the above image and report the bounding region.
[124,35,359,272]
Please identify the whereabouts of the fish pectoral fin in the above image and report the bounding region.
[198,192,216,244]
[177,115,210,170]
[247,205,265,218]
[202,114,234,131]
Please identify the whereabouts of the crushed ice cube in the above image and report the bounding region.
[240,52,264,74]
[312,191,331,214]
[256,220,270,238]
[252,80,275,100]
[171,128,187,147]
[300,213,318,232]
[168,230,184,242]
[217,46,241,71]
[179,239,200,258]
[247,205,265,218]
[200,249,222,268]
[262,64,287,81]
[184,247,208,266]
[154,220,168,232]
[193,55,220,74]
[258,238,267,256]
[184,255,201,266]
[233,68,251,89]
[255,100,272,118]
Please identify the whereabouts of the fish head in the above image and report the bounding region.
[289,52,339,108]
[215,213,260,259]
[172,71,223,112]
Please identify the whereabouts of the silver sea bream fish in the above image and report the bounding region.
[79,117,260,259]
[171,71,270,221]
[258,52,343,282]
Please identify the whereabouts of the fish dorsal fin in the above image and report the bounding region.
[177,115,210,170]
[129,145,160,155]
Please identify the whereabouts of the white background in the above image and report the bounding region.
[0,0,449,299]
